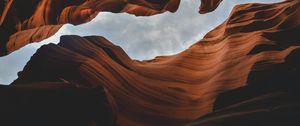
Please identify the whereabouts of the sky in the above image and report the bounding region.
[0,0,283,84]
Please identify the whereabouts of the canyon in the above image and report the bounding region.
[0,0,300,126]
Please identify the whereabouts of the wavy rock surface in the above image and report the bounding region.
[11,0,300,125]
[0,0,180,56]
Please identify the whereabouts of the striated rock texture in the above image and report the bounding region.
[189,48,300,125]
[10,0,300,125]
[0,0,181,56]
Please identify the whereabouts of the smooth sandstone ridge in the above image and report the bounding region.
[11,0,300,125]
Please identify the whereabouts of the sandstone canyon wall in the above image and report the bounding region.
[5,0,300,125]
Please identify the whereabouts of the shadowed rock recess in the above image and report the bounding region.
[1,0,300,126]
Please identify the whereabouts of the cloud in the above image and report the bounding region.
[0,0,283,84]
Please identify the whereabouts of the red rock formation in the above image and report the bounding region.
[10,0,300,125]
[0,0,180,56]
[199,0,223,14]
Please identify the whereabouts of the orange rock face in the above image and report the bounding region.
[11,0,300,125]
[0,0,180,56]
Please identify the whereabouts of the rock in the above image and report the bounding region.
[188,48,300,125]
